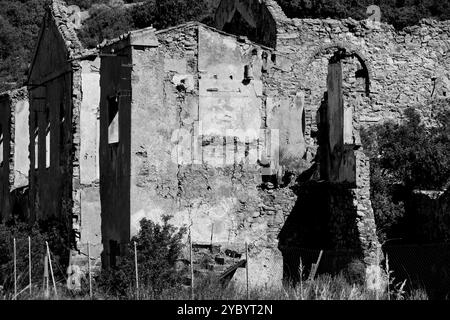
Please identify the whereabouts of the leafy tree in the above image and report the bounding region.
[361,103,450,242]
[3,0,450,91]
[96,216,187,298]
[77,3,134,47]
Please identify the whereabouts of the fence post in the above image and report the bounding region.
[13,238,17,300]
[87,242,92,299]
[28,236,32,296]
[245,242,249,300]
[386,253,390,300]
[43,253,49,298]
[134,241,139,300]
[210,223,214,247]
[190,231,194,300]
[45,242,58,299]
[308,250,323,281]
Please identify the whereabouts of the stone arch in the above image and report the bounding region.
[305,41,372,96]
[215,0,286,48]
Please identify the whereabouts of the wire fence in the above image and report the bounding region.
[0,237,68,300]
[384,242,450,299]
[1,235,450,300]
[280,246,364,285]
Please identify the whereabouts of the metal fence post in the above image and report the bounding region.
[88,242,92,299]
[28,237,32,296]
[13,238,17,300]
[46,242,58,298]
[246,242,249,300]
[190,232,194,300]
[134,241,139,300]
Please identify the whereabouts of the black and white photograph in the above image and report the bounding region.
[1,0,450,311]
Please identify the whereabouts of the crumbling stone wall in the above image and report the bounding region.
[215,0,288,48]
[216,0,450,162]
[215,0,388,286]
[277,18,450,138]
[27,0,102,268]
[99,23,312,287]
[0,88,29,222]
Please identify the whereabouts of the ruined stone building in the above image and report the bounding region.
[97,22,289,284]
[26,0,102,263]
[96,0,450,287]
[1,0,449,290]
[0,88,29,222]
[214,0,450,285]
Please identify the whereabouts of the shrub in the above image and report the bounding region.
[77,3,135,48]
[0,218,70,296]
[96,215,187,298]
[361,104,450,242]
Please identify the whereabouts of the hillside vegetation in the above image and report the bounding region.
[1,0,450,92]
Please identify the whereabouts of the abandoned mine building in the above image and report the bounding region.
[26,0,102,267]
[0,88,29,223]
[1,0,450,291]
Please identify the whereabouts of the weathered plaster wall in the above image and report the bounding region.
[26,1,103,272]
[99,24,303,287]
[78,57,102,260]
[13,93,30,190]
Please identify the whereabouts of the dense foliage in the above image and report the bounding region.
[77,0,215,48]
[96,216,186,298]
[1,0,450,92]
[0,218,70,293]
[361,104,450,242]
[278,0,450,29]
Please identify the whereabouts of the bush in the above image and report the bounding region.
[77,3,135,48]
[361,104,450,242]
[0,218,70,295]
[96,215,187,298]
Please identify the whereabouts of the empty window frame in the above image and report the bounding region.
[34,111,39,170]
[0,123,3,167]
[108,96,119,145]
[45,108,50,169]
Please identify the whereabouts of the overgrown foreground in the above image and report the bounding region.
[0,218,428,301]
[0,273,429,300]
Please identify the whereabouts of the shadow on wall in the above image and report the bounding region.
[384,243,450,300]
[10,186,30,222]
[277,176,364,285]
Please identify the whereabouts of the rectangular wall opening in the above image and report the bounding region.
[45,108,50,169]
[108,96,119,145]
[0,124,3,167]
[34,111,39,170]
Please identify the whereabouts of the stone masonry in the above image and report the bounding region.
[1,0,449,290]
